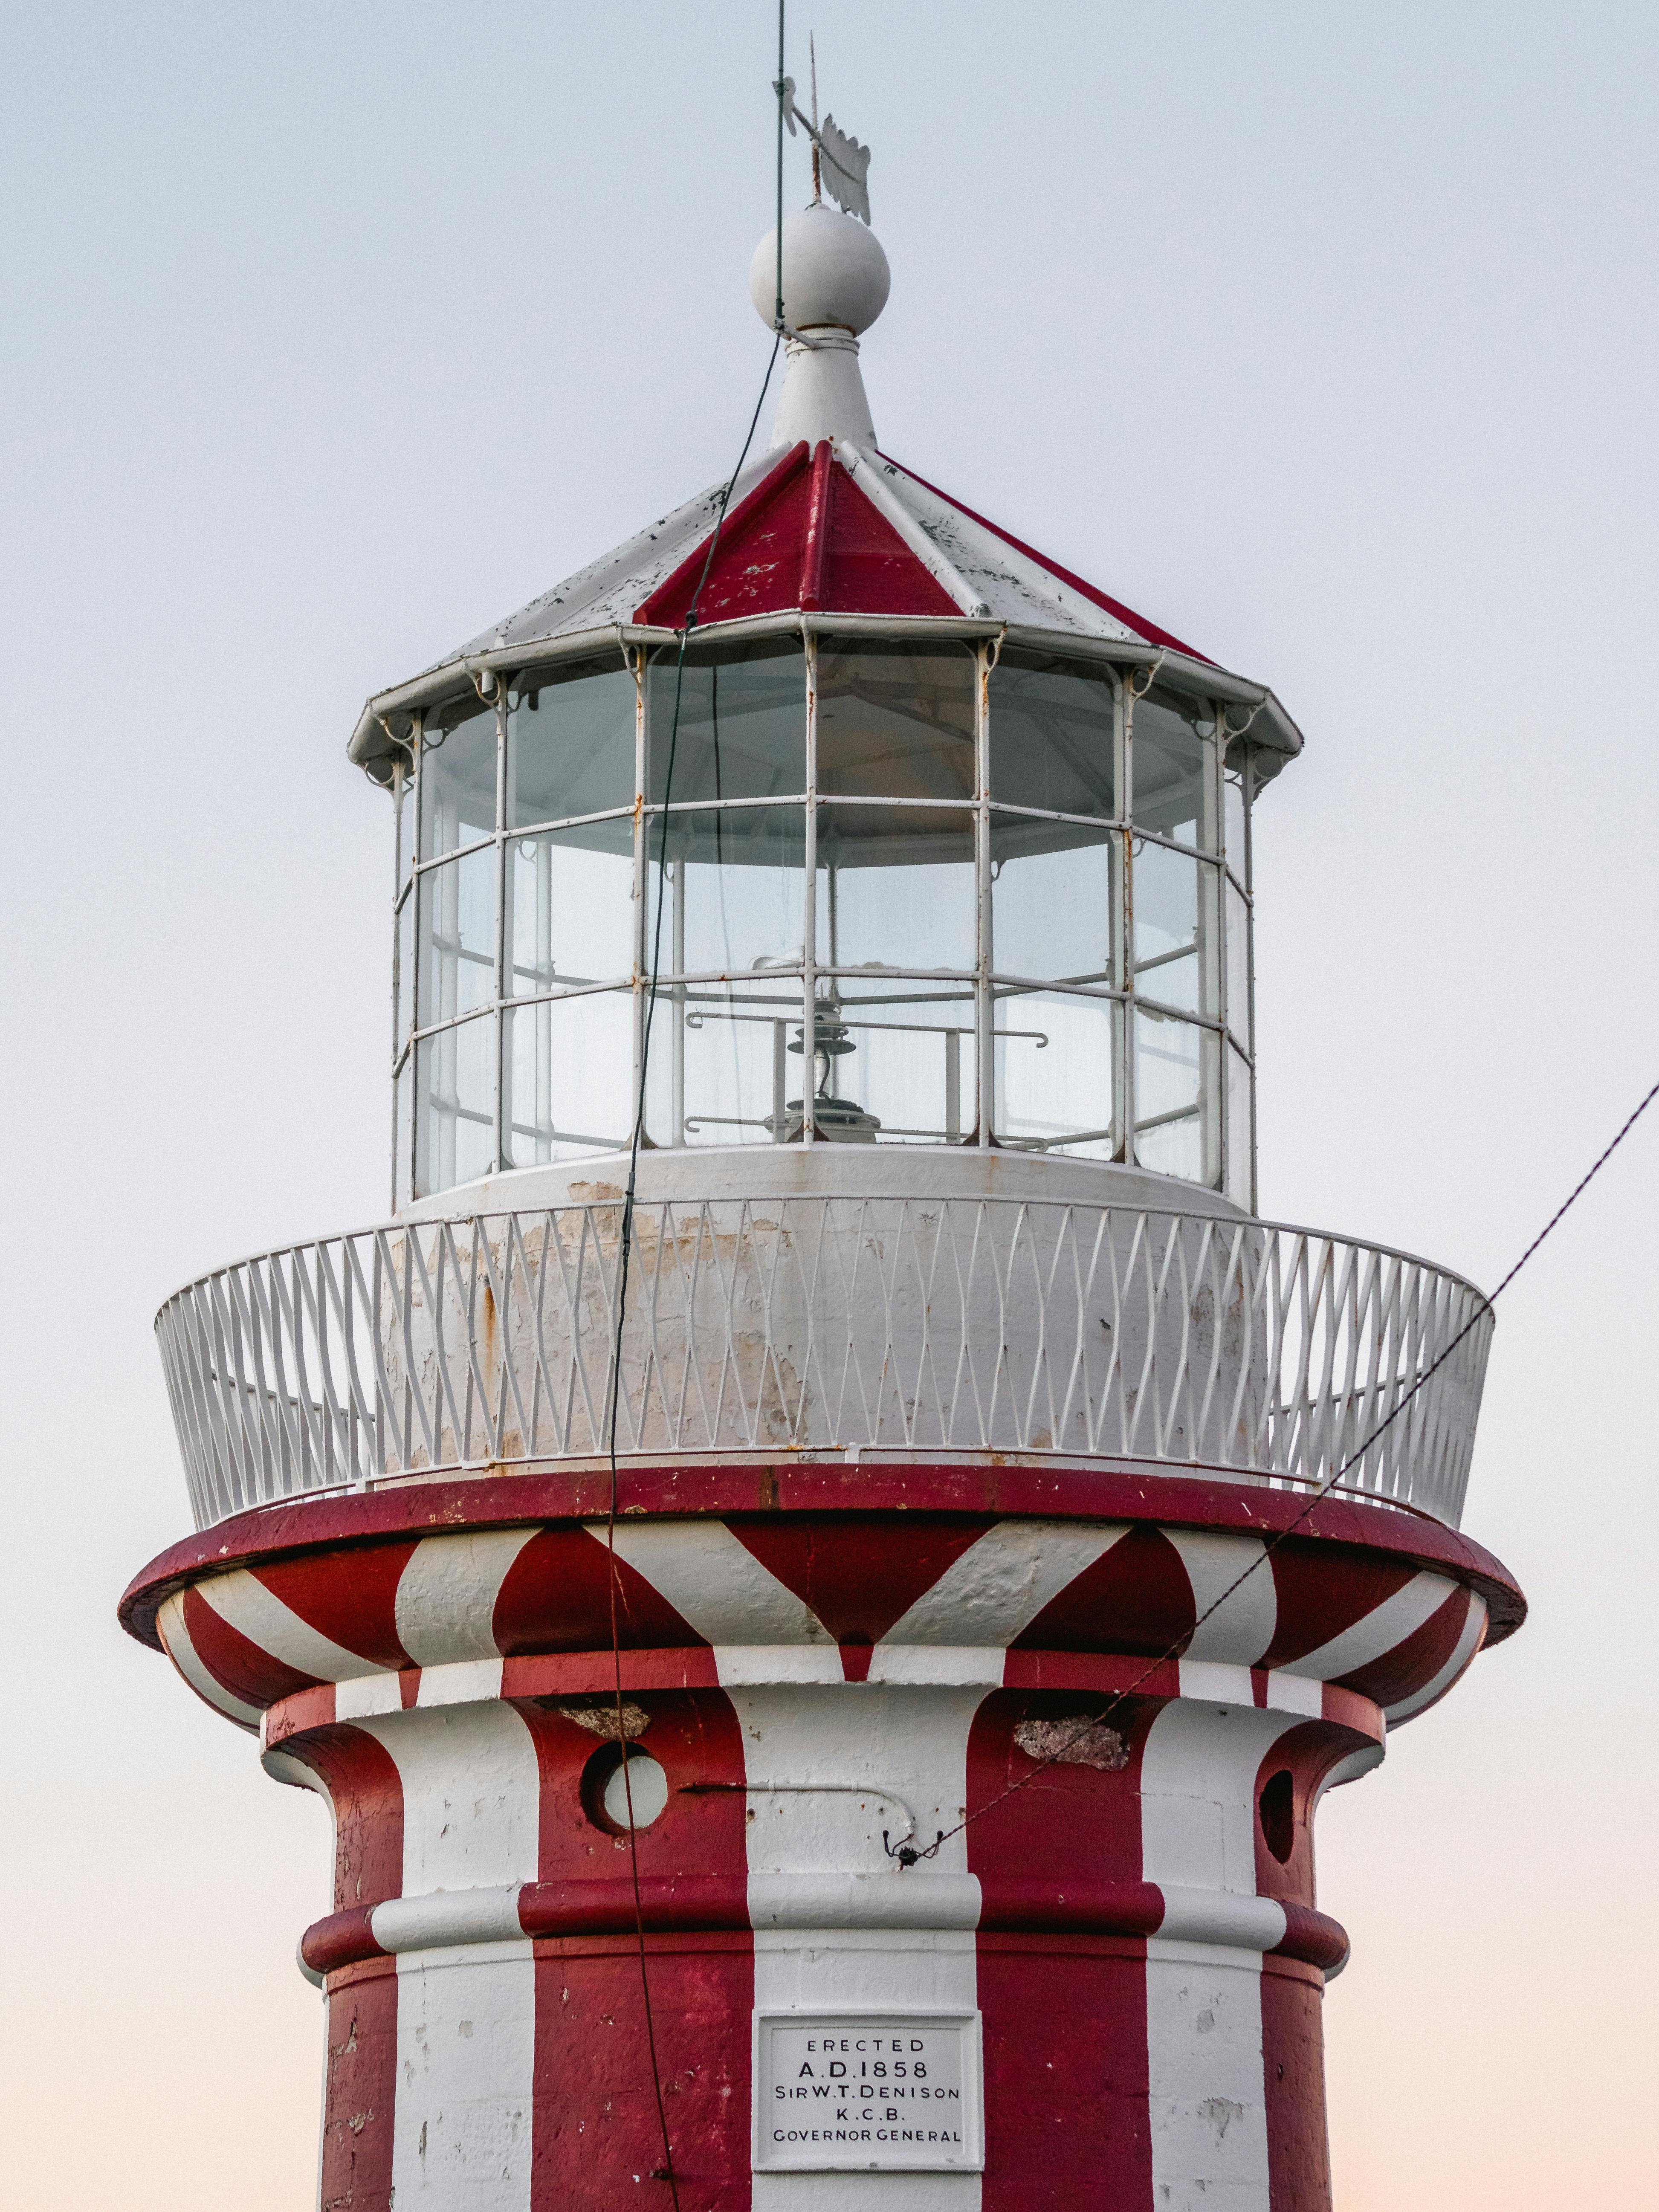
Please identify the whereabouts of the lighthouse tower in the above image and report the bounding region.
[122,203,1522,2212]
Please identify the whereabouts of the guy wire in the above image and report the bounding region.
[906,1073,1659,1864]
[599,85,787,2182]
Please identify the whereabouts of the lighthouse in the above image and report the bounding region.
[121,194,1523,2212]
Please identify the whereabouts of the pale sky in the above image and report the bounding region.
[3,5,1656,2206]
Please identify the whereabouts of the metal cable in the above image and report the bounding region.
[599,175,785,2208]
[902,1073,1659,1865]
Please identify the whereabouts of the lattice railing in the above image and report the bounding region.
[155,1199,1492,1532]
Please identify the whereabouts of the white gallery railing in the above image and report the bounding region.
[155,1198,1492,1533]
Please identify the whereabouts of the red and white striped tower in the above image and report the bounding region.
[123,206,1523,2212]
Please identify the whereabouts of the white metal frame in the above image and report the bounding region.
[157,1198,1491,1535]
[390,626,1259,1210]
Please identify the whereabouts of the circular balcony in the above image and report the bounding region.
[156,1190,1492,1535]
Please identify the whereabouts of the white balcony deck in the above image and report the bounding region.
[155,1190,1492,1534]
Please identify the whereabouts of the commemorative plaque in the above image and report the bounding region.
[753,2010,985,2172]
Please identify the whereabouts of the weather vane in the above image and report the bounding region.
[777,32,872,224]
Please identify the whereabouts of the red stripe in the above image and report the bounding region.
[249,1542,417,1670]
[818,464,960,616]
[524,1686,751,2201]
[521,1688,750,1908]
[1002,1650,1182,1697]
[979,1935,1154,2209]
[531,1934,753,2210]
[302,1903,387,1976]
[1333,1585,1474,1708]
[1271,1903,1350,1977]
[500,1648,722,1699]
[520,1876,747,1939]
[1015,1525,1194,1656]
[494,1525,708,1655]
[633,442,809,626]
[1260,1541,1421,1670]
[319,1957,397,2212]
[277,1724,406,1917]
[179,1586,322,1707]
[730,1511,995,1643]
[1260,1955,1334,2212]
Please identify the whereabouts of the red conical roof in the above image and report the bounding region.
[635,440,961,628]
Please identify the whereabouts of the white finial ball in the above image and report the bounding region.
[748,203,891,335]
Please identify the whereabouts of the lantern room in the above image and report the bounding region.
[353,204,1302,1213]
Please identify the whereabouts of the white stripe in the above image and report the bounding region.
[391,1946,534,2211]
[371,1886,526,1954]
[749,1873,982,1931]
[1263,1670,1323,1720]
[261,1746,332,1802]
[1145,1938,1272,2210]
[865,1646,1006,1686]
[156,1592,263,1729]
[715,1645,845,1685]
[194,1568,383,1682]
[335,1672,403,1721]
[1155,1887,1287,1952]
[739,1678,989,2211]
[262,1747,336,1991]
[356,1702,539,1897]
[877,1520,1130,1648]
[1178,1659,1257,1708]
[1312,1742,1386,1811]
[1165,1530,1277,1665]
[416,1657,504,1708]
[1385,1591,1487,1723]
[394,1528,539,1665]
[592,1517,835,1645]
[751,1931,983,2212]
[1141,1696,1290,2212]
[731,1683,989,1889]
[358,1702,540,2212]
[1283,1570,1456,1683]
[1141,1699,1300,1899]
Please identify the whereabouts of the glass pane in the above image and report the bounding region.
[789,985,976,1144]
[988,649,1115,819]
[509,820,634,997]
[993,989,1115,1158]
[417,847,498,1027]
[1225,878,1251,1051]
[418,695,498,858]
[643,977,805,1148]
[1133,844,1218,1018]
[502,990,634,1165]
[394,888,414,1051]
[991,817,1115,984]
[1225,1042,1253,1207]
[1223,760,1248,879]
[816,639,976,800]
[1133,686,1214,850]
[415,1016,496,1195]
[393,765,413,899]
[394,1058,413,1209]
[816,804,975,982]
[646,808,806,978]
[508,658,636,828]
[646,640,805,805]
[1134,1011,1218,1185]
